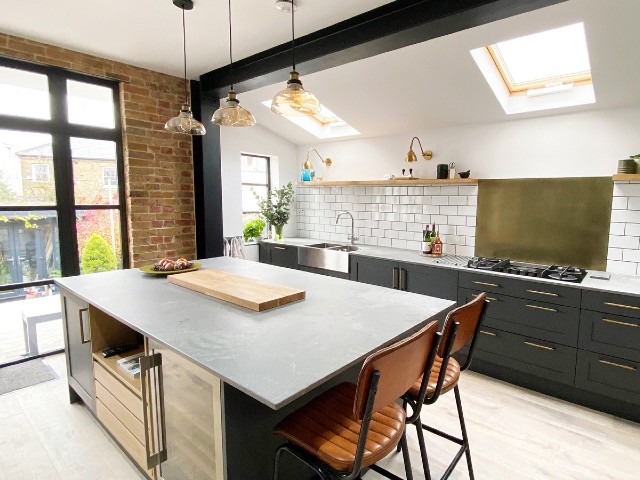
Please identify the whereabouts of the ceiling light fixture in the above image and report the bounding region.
[405,137,433,163]
[275,0,296,13]
[165,0,206,135]
[212,0,256,127]
[271,1,320,116]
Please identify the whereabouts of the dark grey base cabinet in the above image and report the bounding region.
[350,256,458,301]
[259,243,298,269]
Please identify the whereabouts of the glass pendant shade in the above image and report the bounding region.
[271,71,321,116]
[165,104,206,135]
[212,91,256,127]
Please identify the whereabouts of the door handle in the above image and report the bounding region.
[473,281,499,287]
[141,353,168,469]
[527,289,558,297]
[273,246,287,250]
[79,308,90,344]
[472,293,497,301]
[524,341,555,351]
[602,318,639,328]
[604,302,640,311]
[598,359,636,371]
[399,268,407,291]
[480,330,496,337]
[392,267,399,289]
[526,304,558,313]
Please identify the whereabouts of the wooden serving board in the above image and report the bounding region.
[168,269,305,311]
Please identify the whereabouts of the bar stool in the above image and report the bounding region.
[273,319,449,480]
[403,293,488,480]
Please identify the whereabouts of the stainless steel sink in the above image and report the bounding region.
[298,243,359,273]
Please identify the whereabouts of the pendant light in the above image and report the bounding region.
[212,0,256,127]
[165,0,206,135]
[271,1,320,116]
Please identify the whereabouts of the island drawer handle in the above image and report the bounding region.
[524,341,555,351]
[79,308,90,344]
[599,359,637,371]
[604,302,640,311]
[141,353,168,469]
[527,290,559,297]
[480,330,496,337]
[273,246,287,250]
[392,267,399,289]
[472,293,498,301]
[602,318,639,328]
[400,268,407,291]
[526,304,557,313]
[474,281,499,287]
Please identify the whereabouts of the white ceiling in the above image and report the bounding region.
[0,0,393,79]
[238,0,640,144]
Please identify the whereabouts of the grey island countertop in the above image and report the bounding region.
[55,257,453,410]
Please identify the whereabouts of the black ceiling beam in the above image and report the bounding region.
[200,0,567,98]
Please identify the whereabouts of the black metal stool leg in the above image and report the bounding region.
[414,417,432,480]
[454,385,475,480]
[400,427,414,480]
[274,444,331,480]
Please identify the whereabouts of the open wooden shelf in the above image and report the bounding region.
[92,345,144,396]
[295,178,478,187]
[613,174,640,181]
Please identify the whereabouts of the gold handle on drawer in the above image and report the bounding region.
[273,246,287,250]
[527,289,559,297]
[480,330,496,336]
[79,308,90,344]
[602,318,639,328]
[141,353,168,469]
[604,302,640,311]
[474,281,499,287]
[472,293,498,301]
[526,304,558,313]
[524,341,555,351]
[598,359,637,371]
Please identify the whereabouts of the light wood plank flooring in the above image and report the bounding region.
[0,354,638,479]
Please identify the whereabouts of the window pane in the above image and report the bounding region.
[0,130,56,206]
[0,66,50,119]
[0,210,60,284]
[242,185,267,213]
[67,80,115,128]
[71,138,119,205]
[241,155,268,185]
[77,209,122,273]
[0,291,63,363]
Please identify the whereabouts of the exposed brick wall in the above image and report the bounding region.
[0,32,196,266]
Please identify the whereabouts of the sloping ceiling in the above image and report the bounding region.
[237,0,640,144]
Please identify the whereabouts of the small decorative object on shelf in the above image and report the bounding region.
[116,352,144,378]
[243,218,266,242]
[459,170,471,178]
[254,182,294,241]
[448,162,456,179]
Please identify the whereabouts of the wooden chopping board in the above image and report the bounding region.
[168,269,305,311]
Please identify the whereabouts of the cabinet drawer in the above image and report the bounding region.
[459,272,512,295]
[402,262,458,301]
[93,361,142,421]
[269,244,298,269]
[459,289,580,347]
[576,350,640,404]
[473,328,577,385]
[579,310,640,363]
[96,399,149,471]
[95,381,145,444]
[582,290,640,320]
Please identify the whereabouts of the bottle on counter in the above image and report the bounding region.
[422,225,432,254]
[432,231,443,256]
[430,224,437,245]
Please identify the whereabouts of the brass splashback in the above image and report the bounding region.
[476,178,613,270]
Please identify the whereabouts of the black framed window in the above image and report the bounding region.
[0,56,128,364]
[240,153,270,224]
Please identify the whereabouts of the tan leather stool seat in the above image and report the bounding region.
[274,382,406,472]
[407,356,461,398]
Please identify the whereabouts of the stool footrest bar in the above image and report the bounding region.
[422,424,464,446]
[369,464,407,480]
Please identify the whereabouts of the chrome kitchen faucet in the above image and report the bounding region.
[336,211,359,245]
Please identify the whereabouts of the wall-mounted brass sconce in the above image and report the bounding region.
[306,148,333,168]
[405,136,433,162]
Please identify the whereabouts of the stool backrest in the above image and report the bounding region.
[354,320,439,420]
[438,292,488,362]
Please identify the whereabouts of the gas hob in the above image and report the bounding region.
[467,257,587,283]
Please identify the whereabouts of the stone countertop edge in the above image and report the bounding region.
[55,257,454,410]
[261,238,640,298]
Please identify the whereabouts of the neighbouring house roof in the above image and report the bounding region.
[14,137,116,161]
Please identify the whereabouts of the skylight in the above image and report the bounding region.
[471,22,596,115]
[487,23,592,94]
[261,101,359,139]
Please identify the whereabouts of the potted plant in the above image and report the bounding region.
[243,218,266,243]
[253,182,294,241]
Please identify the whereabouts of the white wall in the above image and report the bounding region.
[220,124,299,238]
[298,106,640,180]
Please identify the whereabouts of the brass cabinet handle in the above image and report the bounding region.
[273,246,287,250]
[526,304,558,313]
[598,359,637,371]
[141,353,168,469]
[79,308,90,344]
[400,268,407,291]
[524,341,555,351]
[604,302,640,311]
[480,330,496,336]
[472,293,498,301]
[527,289,559,297]
[602,318,639,328]
[392,267,399,289]
[474,281,499,287]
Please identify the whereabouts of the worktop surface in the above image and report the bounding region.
[56,257,453,410]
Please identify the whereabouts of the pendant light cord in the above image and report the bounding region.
[291,2,295,71]
[182,7,189,105]
[228,0,233,91]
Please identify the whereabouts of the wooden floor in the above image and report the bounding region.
[0,354,638,480]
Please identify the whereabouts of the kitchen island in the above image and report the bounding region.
[56,257,454,480]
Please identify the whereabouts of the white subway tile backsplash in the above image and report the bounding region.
[440,206,458,215]
[607,260,637,275]
[611,209,640,224]
[614,183,640,197]
[459,186,479,196]
[385,230,399,239]
[612,197,629,210]
[628,197,640,211]
[432,196,449,205]
[608,248,623,260]
[393,187,408,195]
[424,186,441,195]
[408,187,423,195]
[449,196,468,206]
[625,223,640,236]
[392,239,407,249]
[623,249,640,262]
[458,205,477,216]
[440,186,459,195]
[609,235,640,249]
[609,223,625,235]
[423,205,440,214]
[456,245,475,256]
[378,238,392,247]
